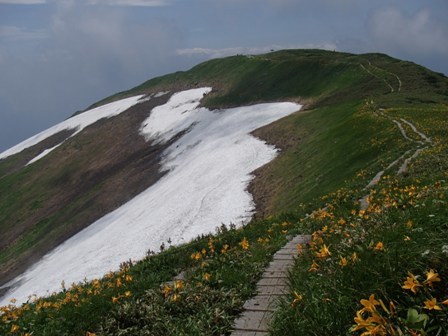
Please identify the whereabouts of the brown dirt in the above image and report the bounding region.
[248,102,312,217]
[0,94,174,289]
[0,129,76,179]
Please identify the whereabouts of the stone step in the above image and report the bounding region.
[231,331,269,336]
[243,295,280,312]
[230,234,310,336]
[257,285,287,296]
[273,253,295,260]
[257,277,287,287]
[232,310,273,332]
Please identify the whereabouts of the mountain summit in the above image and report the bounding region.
[1,49,448,335]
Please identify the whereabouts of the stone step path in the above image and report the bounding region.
[230,234,311,335]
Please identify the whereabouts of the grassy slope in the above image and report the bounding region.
[0,49,372,278]
[269,55,448,334]
[1,49,447,335]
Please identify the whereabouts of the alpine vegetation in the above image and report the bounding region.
[0,49,447,335]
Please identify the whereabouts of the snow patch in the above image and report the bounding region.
[141,87,211,144]
[26,144,62,165]
[0,88,301,305]
[0,95,146,163]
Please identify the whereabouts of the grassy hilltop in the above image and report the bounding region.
[1,49,448,335]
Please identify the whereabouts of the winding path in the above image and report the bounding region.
[231,60,426,333]
[359,108,432,210]
[360,60,402,94]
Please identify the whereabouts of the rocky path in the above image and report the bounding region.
[230,235,310,335]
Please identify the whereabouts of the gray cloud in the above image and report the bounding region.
[0,26,47,39]
[370,7,448,56]
[87,0,171,6]
[177,43,338,58]
[0,0,46,3]
[0,0,187,151]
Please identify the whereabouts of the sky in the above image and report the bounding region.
[0,0,447,152]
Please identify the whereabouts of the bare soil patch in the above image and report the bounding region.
[0,95,174,289]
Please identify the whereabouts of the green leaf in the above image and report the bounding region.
[406,308,428,330]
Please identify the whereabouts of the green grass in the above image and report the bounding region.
[249,100,413,215]
[269,104,448,335]
[0,216,301,335]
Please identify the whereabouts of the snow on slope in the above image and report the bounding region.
[0,95,146,163]
[0,88,301,305]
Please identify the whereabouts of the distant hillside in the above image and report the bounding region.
[1,49,448,335]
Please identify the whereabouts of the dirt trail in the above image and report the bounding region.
[360,60,402,94]
[357,61,431,209]
[232,60,424,333]
[359,108,432,210]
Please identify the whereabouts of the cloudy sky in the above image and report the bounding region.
[1,0,447,152]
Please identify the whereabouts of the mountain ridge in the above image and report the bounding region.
[1,49,447,289]
[1,48,448,335]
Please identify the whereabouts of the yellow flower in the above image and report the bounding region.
[281,230,288,234]
[86,332,96,336]
[290,291,303,308]
[404,236,411,241]
[339,256,348,267]
[124,291,132,297]
[338,218,346,226]
[441,299,448,305]
[351,252,359,263]
[125,275,133,282]
[308,260,319,272]
[208,238,215,254]
[172,293,181,302]
[360,294,380,313]
[221,244,229,254]
[203,273,211,281]
[352,310,372,332]
[424,269,441,287]
[115,278,122,287]
[402,273,422,294]
[190,252,202,261]
[174,280,184,290]
[374,242,384,251]
[424,298,442,311]
[316,244,331,259]
[161,284,172,297]
[10,324,20,333]
[240,237,249,250]
[111,296,119,304]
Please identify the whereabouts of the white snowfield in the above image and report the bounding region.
[0,95,146,163]
[0,88,301,306]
